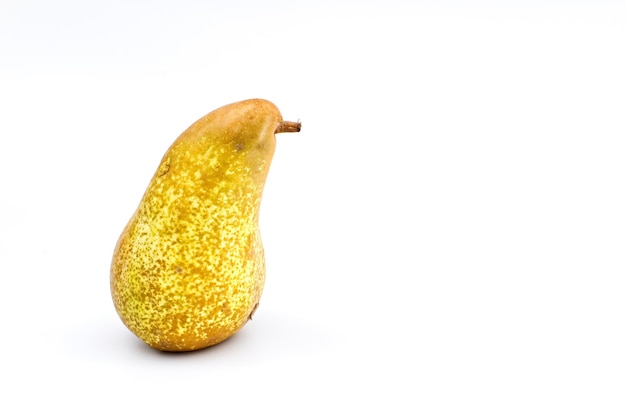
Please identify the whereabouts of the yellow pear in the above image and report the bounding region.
[110,99,300,351]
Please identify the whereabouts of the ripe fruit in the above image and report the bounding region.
[110,99,300,351]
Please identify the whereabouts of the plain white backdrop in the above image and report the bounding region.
[1,0,625,416]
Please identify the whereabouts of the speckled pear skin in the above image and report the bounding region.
[111,99,298,351]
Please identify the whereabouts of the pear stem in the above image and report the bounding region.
[276,121,301,133]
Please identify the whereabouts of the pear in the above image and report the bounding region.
[110,99,300,351]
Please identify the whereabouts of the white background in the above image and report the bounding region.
[1,0,625,416]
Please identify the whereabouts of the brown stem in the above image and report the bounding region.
[276,120,301,133]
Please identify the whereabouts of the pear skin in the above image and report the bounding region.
[110,99,300,351]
